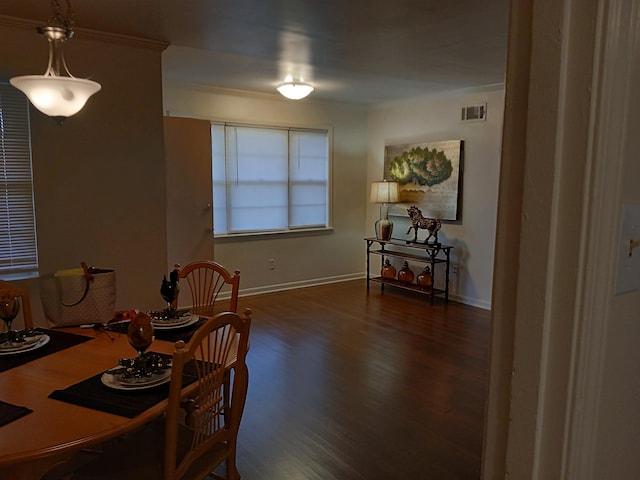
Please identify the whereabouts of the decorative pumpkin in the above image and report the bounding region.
[398,261,414,284]
[416,266,432,290]
[381,259,396,279]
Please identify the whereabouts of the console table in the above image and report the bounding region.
[365,237,452,304]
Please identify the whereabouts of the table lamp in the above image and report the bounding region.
[370,180,399,240]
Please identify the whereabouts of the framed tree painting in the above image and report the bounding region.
[384,139,463,221]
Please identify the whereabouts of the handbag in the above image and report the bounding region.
[40,262,116,327]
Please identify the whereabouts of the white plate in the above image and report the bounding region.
[0,334,50,356]
[151,314,199,331]
[101,367,172,391]
[151,314,191,327]
[0,333,43,351]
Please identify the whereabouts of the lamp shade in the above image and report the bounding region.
[370,181,399,204]
[277,82,314,100]
[10,75,101,118]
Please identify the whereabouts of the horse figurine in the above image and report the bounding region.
[406,205,442,245]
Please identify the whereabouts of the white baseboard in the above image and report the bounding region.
[449,293,491,310]
[237,272,491,310]
[237,273,365,298]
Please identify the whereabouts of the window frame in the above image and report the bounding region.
[211,121,333,238]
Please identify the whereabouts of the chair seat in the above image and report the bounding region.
[71,421,230,480]
[71,421,162,480]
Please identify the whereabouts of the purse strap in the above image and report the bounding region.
[62,262,94,307]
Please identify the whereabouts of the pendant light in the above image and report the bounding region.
[10,0,101,123]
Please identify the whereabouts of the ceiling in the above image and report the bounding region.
[0,0,510,105]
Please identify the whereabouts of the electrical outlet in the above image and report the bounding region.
[451,264,459,274]
[268,259,276,270]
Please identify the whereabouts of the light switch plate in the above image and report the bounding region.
[615,203,640,295]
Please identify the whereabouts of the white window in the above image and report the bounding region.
[0,83,38,274]
[212,123,329,236]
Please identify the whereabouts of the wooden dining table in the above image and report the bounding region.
[0,323,211,480]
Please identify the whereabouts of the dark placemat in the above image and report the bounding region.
[48,356,198,418]
[0,399,33,427]
[0,329,92,373]
[107,317,207,344]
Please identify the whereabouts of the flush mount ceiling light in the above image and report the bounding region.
[276,80,314,100]
[10,0,101,123]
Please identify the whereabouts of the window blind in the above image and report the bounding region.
[289,130,328,228]
[212,123,329,235]
[0,83,38,273]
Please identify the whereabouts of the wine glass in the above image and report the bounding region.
[127,312,154,359]
[0,296,20,333]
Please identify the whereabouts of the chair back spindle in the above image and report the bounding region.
[177,261,240,316]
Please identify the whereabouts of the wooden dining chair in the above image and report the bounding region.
[177,261,240,316]
[71,308,252,480]
[0,280,33,331]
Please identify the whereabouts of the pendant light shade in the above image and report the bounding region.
[10,75,101,118]
[277,81,314,100]
[9,3,101,122]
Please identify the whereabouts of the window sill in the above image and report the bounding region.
[0,270,40,281]
[214,226,334,241]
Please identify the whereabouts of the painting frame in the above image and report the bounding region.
[384,139,464,221]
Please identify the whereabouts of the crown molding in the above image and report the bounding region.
[0,14,168,52]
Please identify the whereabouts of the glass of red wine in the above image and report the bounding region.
[127,312,154,359]
[0,296,20,333]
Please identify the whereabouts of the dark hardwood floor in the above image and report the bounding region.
[233,279,491,480]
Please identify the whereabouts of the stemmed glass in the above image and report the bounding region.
[0,296,20,334]
[127,312,154,359]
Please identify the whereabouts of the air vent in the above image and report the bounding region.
[461,103,487,122]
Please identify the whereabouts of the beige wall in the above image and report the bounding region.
[0,20,168,322]
[163,82,369,294]
[367,87,505,309]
